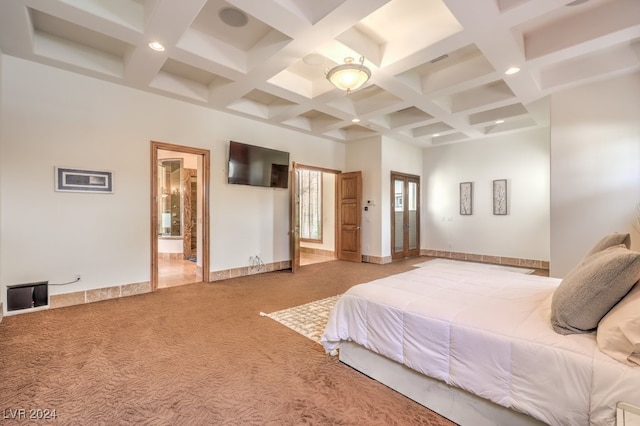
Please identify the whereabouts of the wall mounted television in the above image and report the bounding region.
[227,141,290,188]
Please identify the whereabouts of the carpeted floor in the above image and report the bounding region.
[0,257,455,425]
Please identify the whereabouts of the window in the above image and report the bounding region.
[300,169,322,241]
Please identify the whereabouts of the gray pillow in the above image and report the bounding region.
[585,232,631,258]
[551,245,640,335]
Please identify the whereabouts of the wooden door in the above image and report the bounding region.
[289,168,301,272]
[337,171,362,262]
[391,172,420,260]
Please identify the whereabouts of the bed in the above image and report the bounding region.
[321,258,640,426]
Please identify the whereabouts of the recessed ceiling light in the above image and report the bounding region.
[495,119,505,124]
[148,42,165,52]
[433,133,440,137]
[505,67,520,75]
[352,118,360,123]
[219,7,248,27]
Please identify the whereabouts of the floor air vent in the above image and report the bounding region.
[7,281,48,311]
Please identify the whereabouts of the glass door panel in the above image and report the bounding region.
[408,180,418,251]
[393,178,405,254]
[158,159,183,237]
[391,173,420,260]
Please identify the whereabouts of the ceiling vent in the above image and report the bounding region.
[566,0,590,6]
[430,54,449,63]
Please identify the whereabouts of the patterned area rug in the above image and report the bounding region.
[412,258,535,274]
[260,294,341,344]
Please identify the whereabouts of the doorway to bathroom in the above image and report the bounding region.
[151,141,210,290]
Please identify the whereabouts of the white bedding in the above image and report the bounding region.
[321,261,640,426]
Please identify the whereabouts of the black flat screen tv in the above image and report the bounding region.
[227,141,290,188]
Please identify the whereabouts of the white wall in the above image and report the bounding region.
[381,137,423,258]
[550,72,640,277]
[422,127,551,261]
[158,239,183,254]
[345,137,382,257]
[343,136,423,260]
[0,49,3,318]
[0,56,345,306]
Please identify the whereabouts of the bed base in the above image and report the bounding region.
[617,403,640,426]
[339,341,544,426]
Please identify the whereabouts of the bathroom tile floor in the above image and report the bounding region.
[158,257,199,288]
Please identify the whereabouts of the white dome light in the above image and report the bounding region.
[326,57,371,94]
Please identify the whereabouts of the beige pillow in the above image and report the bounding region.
[597,283,640,366]
[585,232,631,258]
[551,245,640,335]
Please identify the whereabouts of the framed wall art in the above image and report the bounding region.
[55,167,113,193]
[460,182,473,215]
[493,179,507,215]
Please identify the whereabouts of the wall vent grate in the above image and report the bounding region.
[7,281,48,311]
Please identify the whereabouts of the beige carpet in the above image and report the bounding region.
[0,258,454,425]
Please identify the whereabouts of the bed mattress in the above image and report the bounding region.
[321,261,640,425]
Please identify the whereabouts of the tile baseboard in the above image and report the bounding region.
[13,260,292,315]
[209,260,292,282]
[158,253,185,261]
[362,255,392,264]
[420,249,549,270]
[4,251,547,318]
[49,281,152,310]
[299,247,335,257]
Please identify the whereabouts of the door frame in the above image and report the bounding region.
[290,167,301,273]
[290,162,341,272]
[151,141,210,290]
[390,171,420,260]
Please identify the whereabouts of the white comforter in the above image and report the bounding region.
[321,261,640,426]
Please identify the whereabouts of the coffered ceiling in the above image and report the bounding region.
[0,0,638,146]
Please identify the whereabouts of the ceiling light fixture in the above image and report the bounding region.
[148,41,165,52]
[495,119,505,124]
[352,118,360,123]
[326,57,371,94]
[505,67,520,75]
